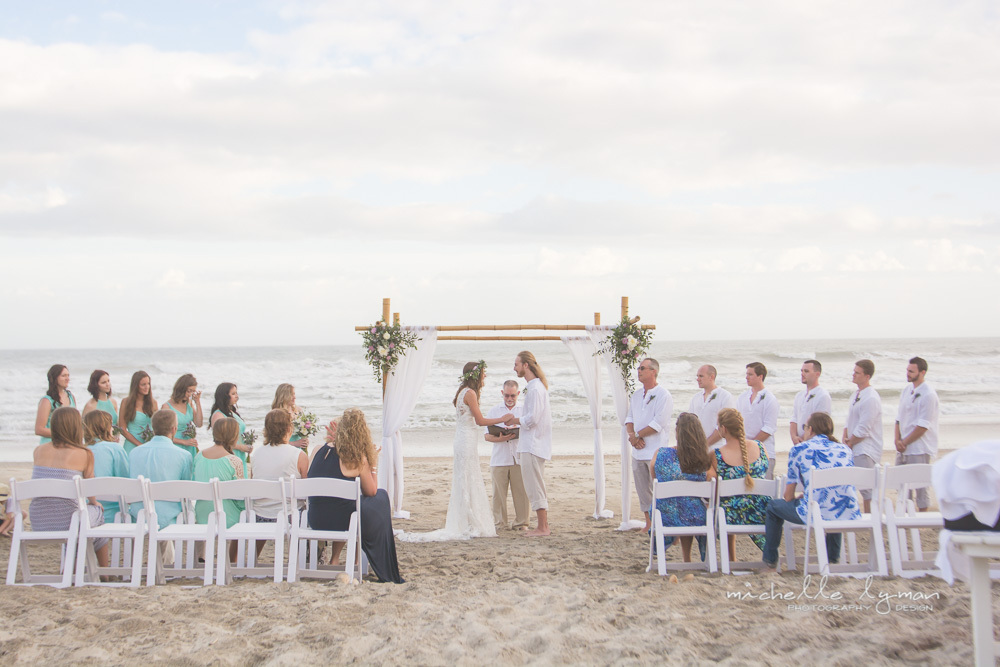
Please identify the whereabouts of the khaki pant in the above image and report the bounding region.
[491,465,530,528]
[895,452,932,509]
[631,457,653,514]
[521,453,548,511]
[853,454,877,500]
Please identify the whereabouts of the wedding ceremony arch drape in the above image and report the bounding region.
[378,326,438,519]
[561,336,615,520]
[587,325,645,531]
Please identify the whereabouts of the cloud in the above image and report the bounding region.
[914,238,987,272]
[837,251,905,272]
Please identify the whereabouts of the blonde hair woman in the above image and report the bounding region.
[272,383,309,451]
[714,407,769,558]
[307,409,404,583]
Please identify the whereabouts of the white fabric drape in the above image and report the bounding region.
[378,327,438,519]
[588,326,644,530]
[562,336,614,520]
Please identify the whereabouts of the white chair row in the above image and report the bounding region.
[6,475,363,588]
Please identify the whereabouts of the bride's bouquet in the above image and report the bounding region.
[293,412,320,440]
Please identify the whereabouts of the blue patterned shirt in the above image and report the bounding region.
[786,434,861,522]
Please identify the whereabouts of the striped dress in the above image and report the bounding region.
[28,466,108,549]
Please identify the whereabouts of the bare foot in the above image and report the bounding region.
[525,528,551,537]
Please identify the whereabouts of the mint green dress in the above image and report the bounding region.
[39,391,76,444]
[96,398,119,427]
[212,409,248,476]
[193,452,244,528]
[123,410,153,456]
[168,401,196,454]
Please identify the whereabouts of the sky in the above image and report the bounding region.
[1,0,998,349]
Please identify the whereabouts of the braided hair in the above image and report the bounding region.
[717,407,755,491]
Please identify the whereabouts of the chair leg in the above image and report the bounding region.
[215,534,227,586]
[719,519,730,574]
[6,534,19,585]
[887,520,904,576]
[847,533,858,564]
[287,533,299,583]
[814,526,829,576]
[273,537,284,583]
[345,538,357,583]
[129,532,144,587]
[783,525,795,572]
[147,534,159,587]
[706,528,717,574]
[74,533,89,587]
[910,528,924,561]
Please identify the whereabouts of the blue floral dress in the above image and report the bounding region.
[652,447,708,527]
[714,441,769,550]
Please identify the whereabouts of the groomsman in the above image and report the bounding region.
[894,357,939,511]
[625,358,673,532]
[484,380,529,529]
[737,362,780,478]
[509,351,552,537]
[688,365,733,449]
[844,359,883,513]
[789,360,832,445]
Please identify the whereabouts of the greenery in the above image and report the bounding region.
[242,429,257,447]
[460,360,486,384]
[361,318,420,383]
[139,425,154,443]
[594,316,654,394]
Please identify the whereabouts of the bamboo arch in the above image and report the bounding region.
[354,296,655,526]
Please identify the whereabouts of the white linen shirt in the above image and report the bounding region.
[688,387,734,450]
[517,378,552,461]
[791,386,833,439]
[846,386,884,462]
[485,402,523,467]
[896,382,939,457]
[736,388,780,459]
[626,384,673,461]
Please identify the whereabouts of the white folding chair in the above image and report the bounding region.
[949,532,1000,667]
[74,476,149,587]
[646,478,717,575]
[215,479,288,584]
[287,477,363,583]
[144,479,221,586]
[805,465,888,577]
[716,476,782,574]
[5,476,82,588]
[881,464,943,577]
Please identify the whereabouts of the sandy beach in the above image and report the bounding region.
[1,451,996,665]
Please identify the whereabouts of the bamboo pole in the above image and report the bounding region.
[437,335,572,341]
[382,298,390,399]
[621,296,628,320]
[594,312,600,325]
[355,323,653,331]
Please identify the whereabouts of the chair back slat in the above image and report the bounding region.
[291,477,358,501]
[717,477,781,499]
[217,479,285,502]
[146,479,218,502]
[883,464,933,491]
[652,479,714,501]
[809,465,878,491]
[11,477,79,502]
[78,477,146,504]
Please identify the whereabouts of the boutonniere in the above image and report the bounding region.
[708,391,717,402]
[853,392,861,405]
[912,392,921,403]
[645,392,656,405]
[756,391,766,403]
[806,392,815,403]
[522,387,528,396]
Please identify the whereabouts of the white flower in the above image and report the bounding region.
[626,335,638,350]
[383,332,390,340]
[378,346,388,357]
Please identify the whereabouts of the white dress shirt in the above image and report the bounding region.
[626,383,673,462]
[736,388,780,459]
[517,378,552,461]
[896,382,939,457]
[846,386,884,462]
[688,386,734,450]
[485,402,523,467]
[791,385,833,439]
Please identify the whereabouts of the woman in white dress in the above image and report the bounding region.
[401,361,512,541]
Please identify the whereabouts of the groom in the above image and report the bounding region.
[506,351,552,536]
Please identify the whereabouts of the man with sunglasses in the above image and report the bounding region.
[626,358,673,532]
[484,380,530,530]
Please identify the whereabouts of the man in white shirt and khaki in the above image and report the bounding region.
[844,359,883,513]
[484,380,529,530]
[507,351,552,537]
[737,362,780,478]
[688,364,733,450]
[790,359,832,445]
[626,357,673,533]
[894,356,939,512]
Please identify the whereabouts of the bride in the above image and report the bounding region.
[400,360,512,541]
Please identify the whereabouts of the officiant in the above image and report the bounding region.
[484,380,529,530]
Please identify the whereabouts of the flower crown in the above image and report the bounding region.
[460,360,487,384]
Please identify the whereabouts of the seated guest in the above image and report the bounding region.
[31,407,110,568]
[762,412,859,569]
[250,409,308,557]
[194,418,246,563]
[308,409,404,583]
[83,410,130,520]
[714,408,769,557]
[648,412,716,563]
[128,409,193,528]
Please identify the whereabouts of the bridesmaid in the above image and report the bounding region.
[271,383,308,451]
[34,364,76,444]
[163,373,203,454]
[82,369,119,429]
[119,371,156,455]
[83,410,130,519]
[208,382,251,475]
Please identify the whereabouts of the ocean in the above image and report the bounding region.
[2,337,997,462]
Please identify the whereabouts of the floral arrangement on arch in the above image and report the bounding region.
[594,316,654,394]
[361,319,420,383]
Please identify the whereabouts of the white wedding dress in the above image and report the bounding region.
[398,388,497,541]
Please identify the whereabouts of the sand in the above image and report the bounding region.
[1,452,997,665]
